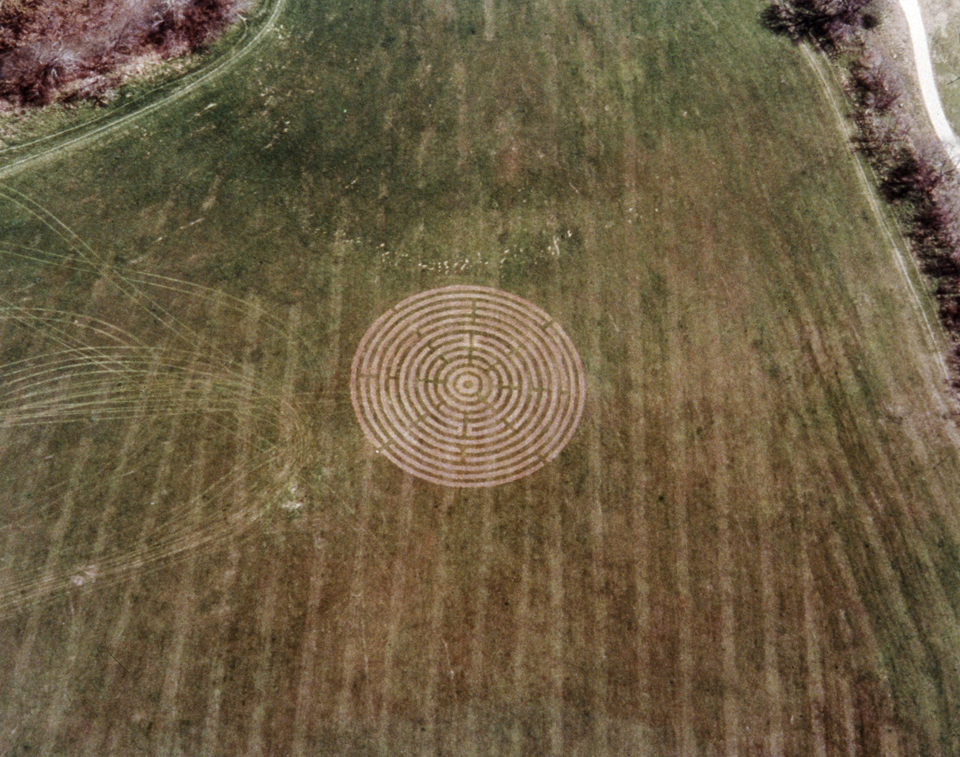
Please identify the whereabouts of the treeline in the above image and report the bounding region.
[762,0,880,52]
[0,0,249,107]
[764,0,960,385]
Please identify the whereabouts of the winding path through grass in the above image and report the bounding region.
[0,0,289,180]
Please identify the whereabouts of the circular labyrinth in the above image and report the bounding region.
[350,285,586,488]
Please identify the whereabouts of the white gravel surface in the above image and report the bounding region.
[898,0,960,166]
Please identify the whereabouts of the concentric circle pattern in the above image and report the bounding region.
[351,285,586,488]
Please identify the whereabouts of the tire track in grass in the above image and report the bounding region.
[732,312,786,756]
[453,60,469,173]
[35,405,165,752]
[0,308,23,499]
[0,185,291,368]
[800,515,829,757]
[545,470,565,756]
[787,287,957,747]
[72,349,179,755]
[857,456,960,746]
[822,527,901,753]
[759,501,787,752]
[198,539,243,756]
[845,487,957,749]
[658,196,697,756]
[757,499,785,756]
[678,219,742,756]
[824,330,960,644]
[0,402,73,680]
[290,238,345,756]
[674,394,695,756]
[245,303,300,756]
[711,365,740,756]
[482,0,497,41]
[40,353,193,757]
[289,537,331,757]
[522,233,571,752]
[330,122,395,748]
[614,184,652,754]
[800,46,951,388]
[153,370,217,757]
[375,473,415,757]
[0,0,291,181]
[334,283,387,743]
[33,442,95,756]
[627,310,652,750]
[421,488,456,756]
[244,532,281,755]
[843,357,960,649]
[837,674,858,757]
[820,228,957,731]
[0,286,294,613]
[509,480,535,757]
[0,322,130,613]
[82,335,220,752]
[198,301,261,756]
[581,214,610,757]
[851,368,960,748]
[464,486,495,756]
[787,386,913,752]
[75,295,227,755]
[765,310,898,754]
[870,437,960,617]
[637,261,675,750]
[775,309,903,753]
[688,320,729,756]
[0,435,87,753]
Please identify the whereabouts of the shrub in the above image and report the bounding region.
[848,55,904,112]
[762,0,877,51]
[0,0,249,107]
[764,0,960,393]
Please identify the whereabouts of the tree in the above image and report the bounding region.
[0,0,250,108]
[762,0,877,51]
[848,55,904,112]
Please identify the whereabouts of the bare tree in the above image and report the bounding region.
[763,0,960,394]
[848,54,904,112]
[879,148,945,204]
[0,0,250,107]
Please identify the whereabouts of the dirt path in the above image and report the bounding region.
[0,0,287,180]
[799,45,952,387]
[897,0,960,165]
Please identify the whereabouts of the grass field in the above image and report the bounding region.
[3,0,960,754]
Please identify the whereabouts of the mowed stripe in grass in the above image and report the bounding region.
[2,0,960,754]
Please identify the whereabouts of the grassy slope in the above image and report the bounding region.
[2,0,960,754]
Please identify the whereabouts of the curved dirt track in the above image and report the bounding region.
[897,0,960,165]
[0,0,289,180]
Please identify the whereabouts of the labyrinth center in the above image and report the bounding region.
[350,285,586,487]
